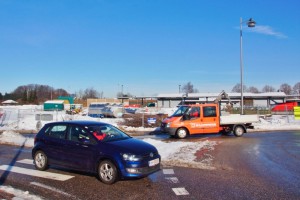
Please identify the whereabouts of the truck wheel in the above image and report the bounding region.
[176,128,188,139]
[233,126,245,137]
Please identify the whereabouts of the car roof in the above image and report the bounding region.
[45,120,109,126]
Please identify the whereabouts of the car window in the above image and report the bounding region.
[46,125,67,139]
[67,125,96,144]
[87,124,130,142]
[172,106,189,117]
[188,107,200,118]
[203,106,217,117]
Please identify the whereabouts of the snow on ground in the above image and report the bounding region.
[0,185,43,200]
[251,114,300,131]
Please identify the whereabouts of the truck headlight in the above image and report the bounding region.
[122,153,142,161]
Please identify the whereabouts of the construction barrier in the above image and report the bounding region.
[294,107,300,120]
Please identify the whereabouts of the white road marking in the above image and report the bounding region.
[17,159,34,165]
[172,187,189,195]
[162,169,174,174]
[30,182,76,198]
[165,177,179,183]
[0,165,74,181]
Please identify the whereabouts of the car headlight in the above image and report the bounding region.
[166,123,171,128]
[122,153,142,161]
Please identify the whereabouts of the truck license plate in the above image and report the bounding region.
[149,158,159,167]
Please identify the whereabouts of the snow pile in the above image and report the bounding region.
[0,130,34,147]
[252,115,300,131]
[0,185,43,200]
[144,138,217,169]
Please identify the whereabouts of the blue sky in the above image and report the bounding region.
[0,0,299,98]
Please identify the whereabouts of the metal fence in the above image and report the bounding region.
[0,107,68,131]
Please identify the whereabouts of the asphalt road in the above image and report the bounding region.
[0,131,299,200]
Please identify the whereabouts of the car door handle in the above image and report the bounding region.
[75,143,88,148]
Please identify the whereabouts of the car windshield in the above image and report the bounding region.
[171,106,189,117]
[86,124,131,142]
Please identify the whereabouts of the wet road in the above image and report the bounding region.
[0,131,299,199]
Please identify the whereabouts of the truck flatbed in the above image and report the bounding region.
[220,114,259,125]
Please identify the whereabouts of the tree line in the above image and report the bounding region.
[179,81,300,96]
[230,82,300,95]
[1,82,299,104]
[0,84,104,104]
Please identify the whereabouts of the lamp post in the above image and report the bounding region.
[179,85,181,93]
[240,17,256,115]
[121,84,124,96]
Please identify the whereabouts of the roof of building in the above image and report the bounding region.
[156,92,286,99]
[2,100,18,104]
[44,100,65,104]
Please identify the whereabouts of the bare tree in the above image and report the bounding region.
[262,85,275,93]
[231,83,247,93]
[293,82,300,95]
[82,87,99,99]
[12,84,58,103]
[117,92,133,98]
[247,86,259,93]
[75,90,84,99]
[279,83,292,95]
[181,82,198,93]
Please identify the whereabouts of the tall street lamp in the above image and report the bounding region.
[240,17,256,115]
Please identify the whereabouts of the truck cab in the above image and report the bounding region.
[161,104,221,138]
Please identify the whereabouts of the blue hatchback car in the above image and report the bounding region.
[32,121,161,184]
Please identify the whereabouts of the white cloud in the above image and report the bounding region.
[248,25,287,39]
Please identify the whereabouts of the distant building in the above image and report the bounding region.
[156,92,286,108]
[1,100,18,105]
[43,100,64,111]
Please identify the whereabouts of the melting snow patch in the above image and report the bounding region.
[0,131,34,147]
[0,185,44,200]
[143,138,217,169]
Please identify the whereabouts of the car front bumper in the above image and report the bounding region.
[120,158,161,178]
[124,164,160,177]
[160,126,177,136]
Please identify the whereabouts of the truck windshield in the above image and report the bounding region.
[172,106,189,117]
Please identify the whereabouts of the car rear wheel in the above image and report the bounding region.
[176,128,188,139]
[233,126,245,137]
[98,160,118,184]
[34,151,48,171]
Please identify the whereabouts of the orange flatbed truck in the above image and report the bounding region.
[160,103,259,138]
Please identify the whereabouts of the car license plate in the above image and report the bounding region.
[149,158,159,167]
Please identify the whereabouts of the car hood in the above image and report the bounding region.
[108,138,158,155]
[163,116,181,123]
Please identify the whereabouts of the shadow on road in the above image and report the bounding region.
[0,138,27,185]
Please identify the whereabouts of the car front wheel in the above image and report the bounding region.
[34,150,48,171]
[98,160,118,184]
[176,128,188,139]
